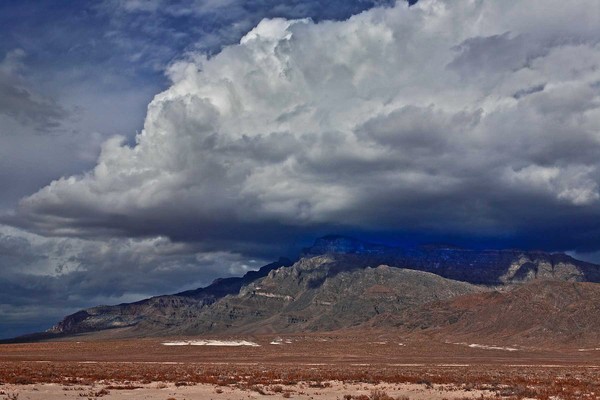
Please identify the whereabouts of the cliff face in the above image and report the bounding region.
[42,236,600,340]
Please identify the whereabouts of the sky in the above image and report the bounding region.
[0,0,599,338]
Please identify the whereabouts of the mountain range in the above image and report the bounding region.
[13,235,600,346]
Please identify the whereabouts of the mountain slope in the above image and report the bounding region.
[47,257,292,336]
[31,236,600,340]
[173,259,482,334]
[399,280,600,347]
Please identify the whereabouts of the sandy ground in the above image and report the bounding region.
[1,333,599,399]
[0,381,496,400]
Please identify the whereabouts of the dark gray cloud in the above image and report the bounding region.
[0,50,67,131]
[513,84,545,99]
[0,226,267,338]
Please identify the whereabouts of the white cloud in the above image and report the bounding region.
[12,0,600,246]
[503,165,599,206]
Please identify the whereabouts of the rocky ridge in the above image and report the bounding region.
[25,236,600,343]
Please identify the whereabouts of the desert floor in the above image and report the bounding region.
[0,381,501,400]
[1,332,599,399]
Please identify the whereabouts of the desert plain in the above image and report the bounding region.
[1,331,599,400]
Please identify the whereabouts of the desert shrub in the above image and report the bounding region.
[343,391,408,400]
[250,385,267,395]
[271,385,284,392]
[416,379,433,389]
[369,390,396,400]
[12,377,33,385]
[77,388,109,398]
[104,384,141,390]
[309,381,331,388]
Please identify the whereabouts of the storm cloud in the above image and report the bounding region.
[1,0,420,339]
[9,0,600,253]
[0,225,266,338]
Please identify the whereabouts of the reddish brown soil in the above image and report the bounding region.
[1,333,599,399]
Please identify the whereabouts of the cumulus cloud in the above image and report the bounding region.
[9,0,600,252]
